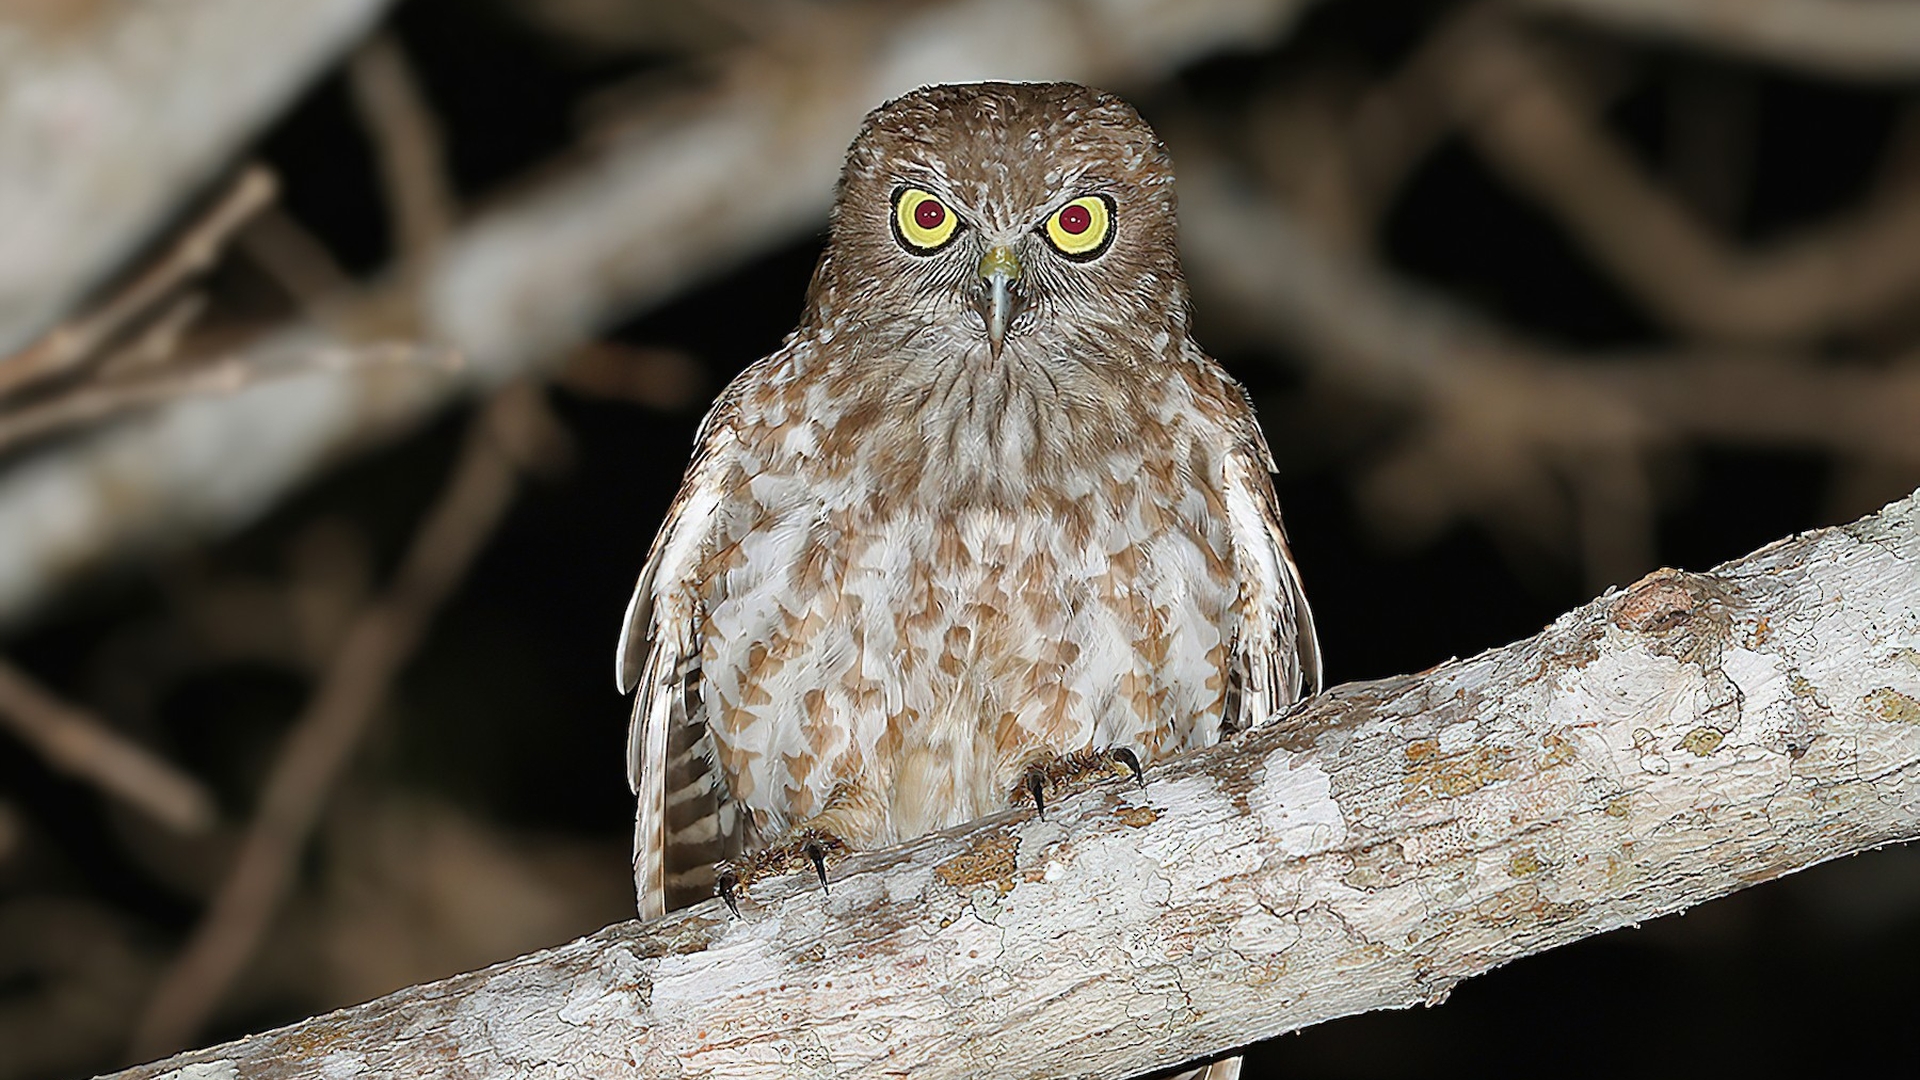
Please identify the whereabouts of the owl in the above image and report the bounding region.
[616,81,1318,1074]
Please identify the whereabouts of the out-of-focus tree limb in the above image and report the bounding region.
[126,383,568,1060]
[102,492,1920,1079]
[0,168,275,403]
[345,32,456,269]
[0,656,215,834]
[0,0,395,357]
[1516,0,1920,82]
[1179,158,1920,588]
[0,0,1314,629]
[1439,22,1920,344]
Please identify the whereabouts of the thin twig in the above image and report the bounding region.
[236,207,357,312]
[93,294,210,378]
[127,382,564,1059]
[346,31,457,270]
[0,168,275,401]
[0,341,457,459]
[1515,0,1920,82]
[1178,155,1920,586]
[1440,23,1920,343]
[0,656,215,834]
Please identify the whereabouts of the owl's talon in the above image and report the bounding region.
[1024,768,1048,819]
[717,828,848,907]
[804,839,831,892]
[1014,746,1148,817]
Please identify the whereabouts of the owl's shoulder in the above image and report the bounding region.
[1157,342,1268,457]
[686,337,821,452]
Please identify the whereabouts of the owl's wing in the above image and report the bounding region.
[617,436,741,920]
[1222,435,1322,730]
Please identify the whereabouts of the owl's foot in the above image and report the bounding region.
[1015,747,1146,819]
[716,829,849,917]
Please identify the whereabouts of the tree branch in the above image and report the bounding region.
[0,167,275,403]
[0,0,394,356]
[0,655,215,834]
[128,384,567,1060]
[104,491,1920,1079]
[1515,0,1920,82]
[0,0,1314,631]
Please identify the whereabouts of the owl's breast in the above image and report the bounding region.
[692,398,1245,845]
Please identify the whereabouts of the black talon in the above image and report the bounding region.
[1111,747,1146,789]
[1026,769,1048,819]
[804,839,831,892]
[718,869,742,918]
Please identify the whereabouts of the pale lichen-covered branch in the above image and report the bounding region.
[102,491,1920,1080]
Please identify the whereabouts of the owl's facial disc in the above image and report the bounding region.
[975,244,1023,359]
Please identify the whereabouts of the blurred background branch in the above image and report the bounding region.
[128,382,568,1059]
[0,657,215,835]
[0,0,1309,629]
[3,1,1920,1078]
[0,0,393,356]
[1514,0,1920,81]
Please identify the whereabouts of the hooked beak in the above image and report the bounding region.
[976,244,1023,358]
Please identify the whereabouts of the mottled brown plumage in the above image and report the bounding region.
[618,83,1319,960]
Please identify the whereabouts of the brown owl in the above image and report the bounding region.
[617,80,1318,1074]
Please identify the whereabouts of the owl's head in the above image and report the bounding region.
[811,82,1187,362]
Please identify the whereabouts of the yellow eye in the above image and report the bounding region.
[892,187,960,252]
[1042,195,1114,260]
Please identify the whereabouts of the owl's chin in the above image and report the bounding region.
[958,306,1040,359]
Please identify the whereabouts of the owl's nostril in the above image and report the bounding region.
[977,244,1022,282]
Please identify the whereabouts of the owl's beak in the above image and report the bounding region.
[976,245,1023,358]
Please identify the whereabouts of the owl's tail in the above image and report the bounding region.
[1170,1055,1242,1080]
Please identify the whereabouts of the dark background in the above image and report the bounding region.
[4,1,1919,1077]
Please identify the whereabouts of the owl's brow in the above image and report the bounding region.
[1017,162,1108,218]
[1035,185,1113,216]
[886,171,977,218]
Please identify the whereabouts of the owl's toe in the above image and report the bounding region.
[1015,746,1149,819]
[713,829,850,915]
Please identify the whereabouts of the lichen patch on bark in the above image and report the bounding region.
[932,829,1020,892]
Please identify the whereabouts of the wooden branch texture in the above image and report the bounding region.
[105,492,1920,1079]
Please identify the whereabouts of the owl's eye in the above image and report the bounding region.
[1041,195,1114,260]
[892,187,960,253]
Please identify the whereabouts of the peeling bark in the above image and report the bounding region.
[102,492,1920,1079]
